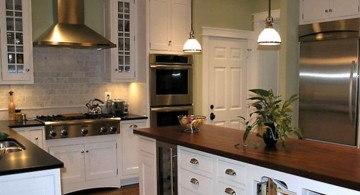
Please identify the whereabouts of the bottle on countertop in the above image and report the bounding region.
[8,91,15,121]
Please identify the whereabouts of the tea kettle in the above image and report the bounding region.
[86,98,104,114]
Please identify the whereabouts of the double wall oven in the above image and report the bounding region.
[150,54,193,127]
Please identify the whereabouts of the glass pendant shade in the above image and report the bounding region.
[183,0,202,53]
[257,0,281,45]
[183,36,202,53]
[257,26,281,45]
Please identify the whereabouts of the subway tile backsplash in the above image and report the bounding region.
[0,47,128,119]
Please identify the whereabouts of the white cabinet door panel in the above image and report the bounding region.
[85,141,118,180]
[139,151,157,195]
[331,0,359,18]
[149,0,170,51]
[49,144,85,184]
[171,0,191,51]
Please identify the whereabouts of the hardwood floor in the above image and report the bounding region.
[66,184,139,195]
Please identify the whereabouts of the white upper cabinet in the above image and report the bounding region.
[105,0,137,82]
[0,0,33,84]
[149,0,191,53]
[300,0,360,24]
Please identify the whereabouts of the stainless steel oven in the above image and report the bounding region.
[150,54,193,106]
[150,105,193,128]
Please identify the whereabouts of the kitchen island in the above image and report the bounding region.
[134,124,360,195]
[0,120,63,195]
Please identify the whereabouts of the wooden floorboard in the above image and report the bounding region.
[65,184,139,195]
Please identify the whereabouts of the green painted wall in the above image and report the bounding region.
[252,0,280,13]
[194,0,254,31]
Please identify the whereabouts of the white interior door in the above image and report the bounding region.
[206,37,248,129]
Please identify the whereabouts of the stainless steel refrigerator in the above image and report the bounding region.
[299,18,359,147]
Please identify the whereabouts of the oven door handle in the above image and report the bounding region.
[151,106,193,112]
[150,64,192,69]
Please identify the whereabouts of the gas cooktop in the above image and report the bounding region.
[36,113,121,140]
[36,113,115,122]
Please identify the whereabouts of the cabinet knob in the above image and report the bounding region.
[86,150,89,153]
[329,8,332,12]
[190,178,199,185]
[225,168,237,176]
[225,187,236,195]
[325,9,328,13]
[26,69,30,72]
[168,40,172,46]
[81,151,84,153]
[190,158,199,165]
[35,137,39,140]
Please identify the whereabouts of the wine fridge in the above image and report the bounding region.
[156,141,177,195]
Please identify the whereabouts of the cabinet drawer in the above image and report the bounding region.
[218,159,246,185]
[179,147,214,175]
[179,168,213,195]
[217,181,246,195]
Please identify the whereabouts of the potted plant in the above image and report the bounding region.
[240,89,302,147]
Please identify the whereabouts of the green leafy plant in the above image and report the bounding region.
[240,89,302,145]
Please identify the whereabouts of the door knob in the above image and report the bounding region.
[210,113,216,120]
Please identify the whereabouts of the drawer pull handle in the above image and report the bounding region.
[190,178,199,185]
[225,187,236,195]
[129,124,138,128]
[225,168,236,176]
[190,158,199,165]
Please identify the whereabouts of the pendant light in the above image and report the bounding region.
[257,0,281,45]
[183,0,202,53]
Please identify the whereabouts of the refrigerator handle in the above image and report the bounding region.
[354,61,359,125]
[349,61,357,123]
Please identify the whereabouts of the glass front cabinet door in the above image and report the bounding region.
[0,0,33,84]
[105,0,136,82]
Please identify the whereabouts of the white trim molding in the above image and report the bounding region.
[202,27,253,39]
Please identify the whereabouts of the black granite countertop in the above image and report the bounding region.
[7,119,44,128]
[120,114,148,121]
[0,120,63,176]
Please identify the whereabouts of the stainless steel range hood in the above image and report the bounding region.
[33,0,116,49]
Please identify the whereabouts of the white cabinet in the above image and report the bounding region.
[12,126,44,149]
[105,0,140,82]
[47,136,120,194]
[0,0,33,84]
[149,0,191,53]
[300,0,360,24]
[120,120,146,181]
[0,169,62,195]
[138,136,157,195]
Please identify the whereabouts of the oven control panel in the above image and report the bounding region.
[45,119,120,140]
